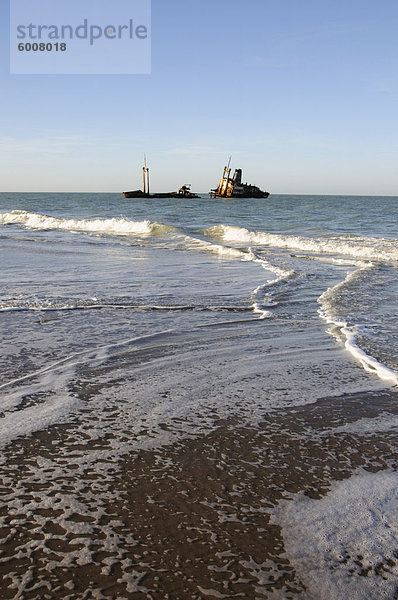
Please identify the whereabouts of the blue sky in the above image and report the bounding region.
[1,0,398,194]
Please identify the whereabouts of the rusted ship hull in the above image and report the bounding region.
[210,164,269,199]
[210,189,269,199]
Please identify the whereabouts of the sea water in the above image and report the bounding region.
[0,192,397,598]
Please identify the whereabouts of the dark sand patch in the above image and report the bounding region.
[0,389,397,599]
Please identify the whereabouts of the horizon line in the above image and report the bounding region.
[1,191,398,198]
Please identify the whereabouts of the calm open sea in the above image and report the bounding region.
[0,192,397,598]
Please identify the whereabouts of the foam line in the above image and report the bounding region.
[245,248,295,319]
[318,263,398,385]
[341,325,398,383]
[181,234,295,319]
[206,224,398,262]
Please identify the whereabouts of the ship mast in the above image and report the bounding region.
[143,155,146,194]
[142,155,150,194]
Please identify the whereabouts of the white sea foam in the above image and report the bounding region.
[0,391,80,447]
[318,263,398,385]
[323,412,398,435]
[180,233,247,260]
[0,302,96,312]
[206,224,398,262]
[0,329,176,448]
[244,249,295,318]
[0,298,133,312]
[0,342,113,448]
[0,358,82,448]
[0,320,390,596]
[1,322,382,451]
[181,234,295,319]
[0,209,169,236]
[341,325,398,383]
[271,470,398,600]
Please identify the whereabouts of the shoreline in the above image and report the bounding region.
[1,388,397,599]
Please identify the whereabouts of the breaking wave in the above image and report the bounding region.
[206,224,398,262]
[0,210,172,236]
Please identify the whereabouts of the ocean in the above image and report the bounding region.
[0,192,397,599]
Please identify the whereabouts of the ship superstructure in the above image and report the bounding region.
[210,158,269,199]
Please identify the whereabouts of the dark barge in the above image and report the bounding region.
[123,158,200,199]
[123,186,199,199]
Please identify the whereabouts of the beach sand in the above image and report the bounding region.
[1,388,397,599]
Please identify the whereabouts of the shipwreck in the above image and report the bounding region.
[123,157,200,199]
[210,159,269,199]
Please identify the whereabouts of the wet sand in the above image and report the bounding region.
[1,389,397,599]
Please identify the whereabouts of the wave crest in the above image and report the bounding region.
[0,210,170,236]
[206,224,398,262]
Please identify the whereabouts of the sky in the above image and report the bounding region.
[1,0,398,194]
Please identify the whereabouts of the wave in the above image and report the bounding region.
[244,249,296,318]
[181,235,296,319]
[0,298,250,314]
[206,223,398,383]
[318,263,398,385]
[0,210,172,236]
[206,225,398,262]
[0,216,296,320]
[180,234,247,260]
[204,223,397,384]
